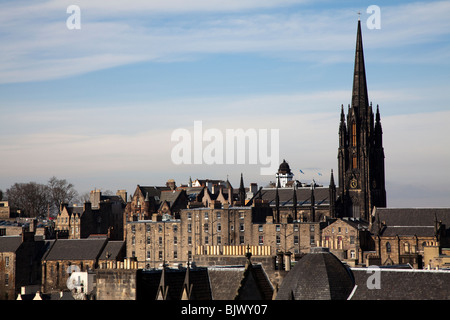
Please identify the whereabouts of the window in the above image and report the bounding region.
[350,250,356,259]
[338,227,341,233]
[158,225,163,233]
[159,251,163,260]
[350,236,355,245]
[146,225,151,232]
[188,251,192,260]
[132,236,135,245]
[386,242,391,253]
[188,236,192,245]
[5,274,9,286]
[276,235,281,245]
[5,256,9,267]
[131,225,136,233]
[174,236,178,245]
[204,212,209,220]
[352,123,357,147]
[159,237,162,246]
[240,223,245,232]
[205,236,209,245]
[240,235,245,244]
[404,242,410,254]
[187,212,192,220]
[276,225,281,232]
[147,251,151,260]
[147,236,151,245]
[259,235,264,245]
[310,225,315,232]
[216,211,221,219]
[217,236,222,245]
[294,224,299,232]
[187,224,192,233]
[217,223,221,232]
[259,225,263,232]
[239,211,245,219]
[174,251,178,259]
[310,235,315,245]
[173,225,178,233]
[204,223,209,232]
[294,235,299,245]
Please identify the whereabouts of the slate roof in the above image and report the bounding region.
[99,241,125,261]
[276,248,355,300]
[137,268,212,300]
[350,268,450,300]
[0,236,22,252]
[372,208,450,237]
[138,186,171,199]
[42,238,107,261]
[259,187,330,207]
[207,266,246,300]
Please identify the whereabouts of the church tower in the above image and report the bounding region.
[337,19,386,221]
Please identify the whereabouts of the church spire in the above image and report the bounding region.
[239,173,246,205]
[351,19,369,115]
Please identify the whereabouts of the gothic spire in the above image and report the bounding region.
[239,173,246,205]
[351,19,369,115]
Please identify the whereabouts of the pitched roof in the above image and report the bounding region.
[259,187,330,207]
[99,241,125,261]
[137,268,212,300]
[207,266,246,300]
[372,208,450,237]
[0,236,22,252]
[350,268,450,300]
[43,238,107,261]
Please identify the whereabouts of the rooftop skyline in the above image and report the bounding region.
[0,0,449,207]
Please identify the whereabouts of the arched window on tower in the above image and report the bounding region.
[352,123,357,147]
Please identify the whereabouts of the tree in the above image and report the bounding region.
[47,176,78,216]
[6,182,50,218]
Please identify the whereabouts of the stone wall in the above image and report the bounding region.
[95,269,137,300]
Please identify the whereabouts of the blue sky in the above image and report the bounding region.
[0,0,449,207]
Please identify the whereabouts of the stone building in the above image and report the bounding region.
[95,255,273,300]
[319,217,371,266]
[0,201,19,220]
[0,233,48,300]
[54,189,125,240]
[41,237,109,293]
[369,207,450,268]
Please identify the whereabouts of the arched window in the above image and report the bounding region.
[386,242,391,253]
[404,242,410,254]
[352,123,357,147]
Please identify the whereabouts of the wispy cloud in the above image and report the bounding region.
[1,1,450,83]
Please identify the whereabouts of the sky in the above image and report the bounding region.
[0,0,449,207]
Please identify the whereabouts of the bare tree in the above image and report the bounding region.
[6,182,50,218]
[47,176,78,216]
